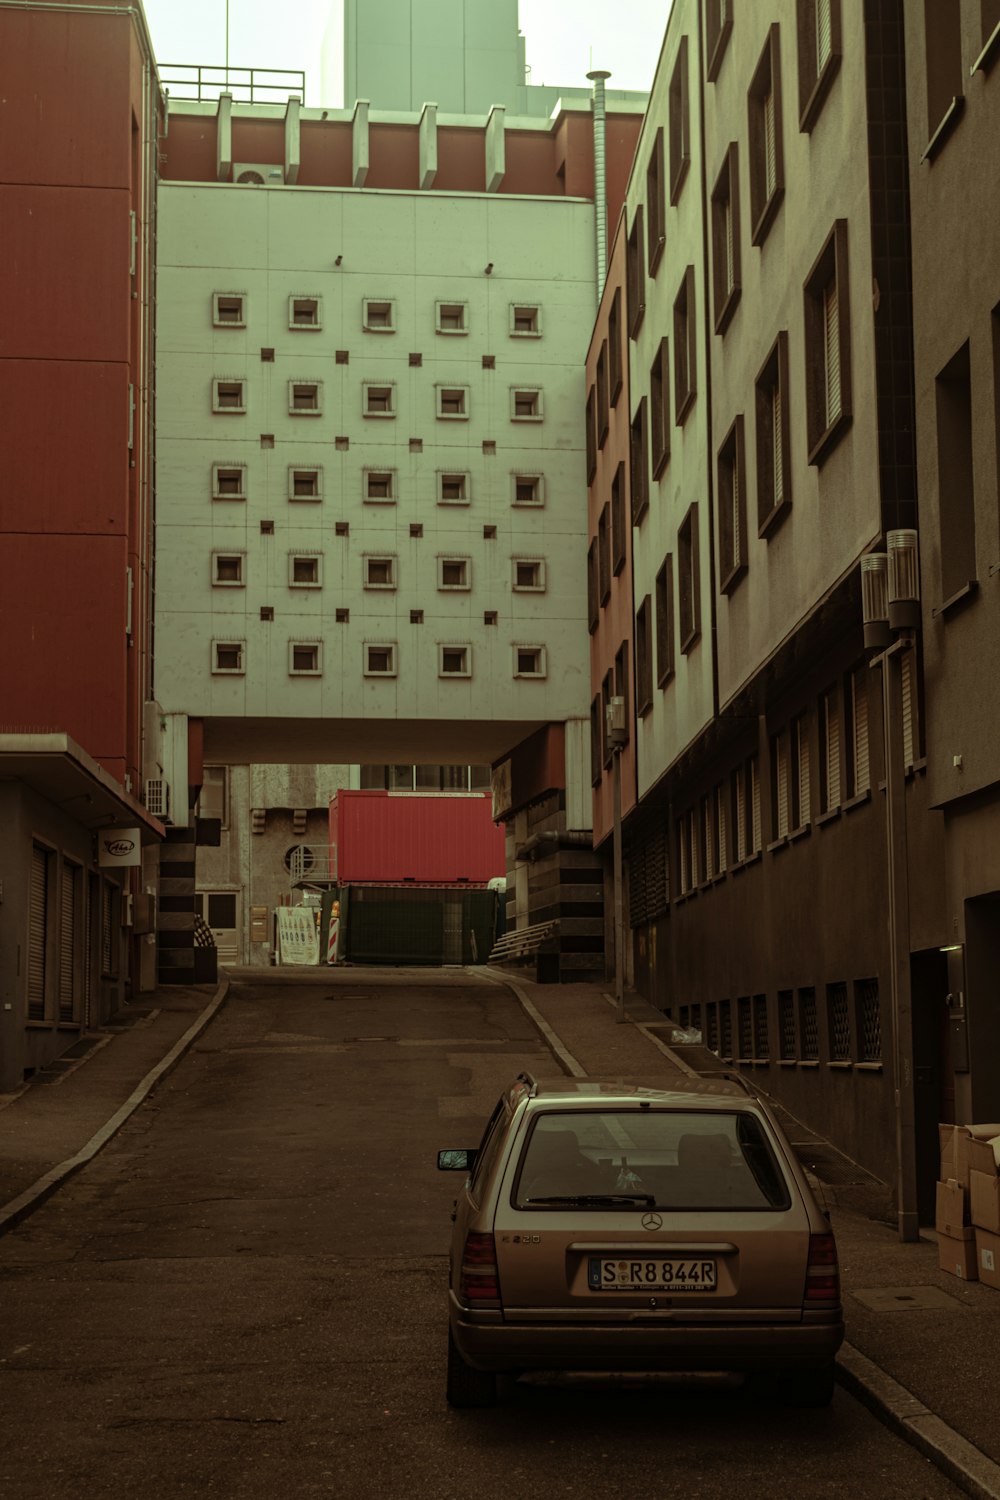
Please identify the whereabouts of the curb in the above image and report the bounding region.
[0,978,230,1239]
[837,1343,1000,1500]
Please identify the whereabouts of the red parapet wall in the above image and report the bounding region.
[329,791,505,884]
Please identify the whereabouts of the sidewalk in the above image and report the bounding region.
[1,966,998,1499]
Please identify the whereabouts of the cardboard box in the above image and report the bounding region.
[939,1232,979,1281]
[936,1179,971,1238]
[968,1136,1000,1177]
[970,1170,1000,1235]
[939,1124,1000,1187]
[975,1228,1000,1291]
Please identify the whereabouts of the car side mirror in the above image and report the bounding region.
[438,1148,476,1172]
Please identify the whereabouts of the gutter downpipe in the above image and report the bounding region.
[587,70,612,296]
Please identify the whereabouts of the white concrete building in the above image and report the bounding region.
[154,177,595,782]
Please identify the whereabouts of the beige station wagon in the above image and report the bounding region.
[438,1074,844,1407]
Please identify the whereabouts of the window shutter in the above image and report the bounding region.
[750,758,762,851]
[772,381,784,505]
[776,735,789,837]
[28,845,48,1021]
[725,196,734,295]
[825,693,842,809]
[797,721,811,825]
[731,446,742,569]
[735,772,747,861]
[764,88,776,200]
[101,883,114,976]
[717,789,728,872]
[824,278,841,427]
[817,0,832,71]
[901,651,915,768]
[58,863,76,1023]
[678,820,689,893]
[853,674,870,792]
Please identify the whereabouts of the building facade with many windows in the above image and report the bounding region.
[585,0,972,1212]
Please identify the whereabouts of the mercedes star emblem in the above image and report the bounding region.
[641,1212,663,1231]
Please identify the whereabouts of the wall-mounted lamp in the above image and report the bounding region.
[860,551,890,652]
[887,527,920,631]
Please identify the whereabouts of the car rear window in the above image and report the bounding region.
[513,1110,791,1211]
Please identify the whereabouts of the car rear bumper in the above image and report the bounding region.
[452,1310,844,1375]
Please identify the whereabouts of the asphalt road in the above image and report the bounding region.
[0,972,964,1499]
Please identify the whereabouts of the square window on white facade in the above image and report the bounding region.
[511,388,543,422]
[437,386,469,420]
[289,296,322,330]
[510,304,542,337]
[364,383,396,418]
[213,379,246,413]
[365,643,397,676]
[288,467,322,501]
[438,557,471,590]
[365,470,396,502]
[436,301,469,334]
[439,644,472,676]
[514,645,547,677]
[289,641,322,674]
[512,473,544,506]
[363,299,396,332]
[213,293,246,327]
[212,464,247,500]
[212,551,245,586]
[289,553,322,587]
[437,472,470,504]
[289,381,322,415]
[364,556,397,589]
[512,558,546,591]
[212,640,245,674]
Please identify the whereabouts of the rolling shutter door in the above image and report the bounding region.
[101,882,114,976]
[28,845,48,1021]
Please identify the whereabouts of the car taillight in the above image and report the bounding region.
[804,1232,840,1303]
[459,1231,501,1305]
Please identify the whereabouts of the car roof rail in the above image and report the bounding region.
[718,1070,758,1097]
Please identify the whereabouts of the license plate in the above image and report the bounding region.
[588,1257,717,1292]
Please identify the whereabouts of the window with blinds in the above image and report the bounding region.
[792,713,811,827]
[846,668,870,796]
[823,279,841,428]
[772,732,790,839]
[797,0,841,133]
[718,415,747,593]
[28,844,49,1022]
[715,783,728,873]
[100,882,116,978]
[755,331,791,535]
[749,25,784,244]
[820,686,842,812]
[711,145,741,334]
[805,220,851,464]
[58,861,79,1024]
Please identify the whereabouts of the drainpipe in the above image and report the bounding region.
[587,69,612,294]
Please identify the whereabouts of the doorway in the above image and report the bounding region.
[911,947,948,1225]
[198,890,240,965]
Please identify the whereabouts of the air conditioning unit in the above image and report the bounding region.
[233,163,285,185]
[144,778,170,818]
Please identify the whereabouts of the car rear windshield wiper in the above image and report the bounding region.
[524,1193,657,1208]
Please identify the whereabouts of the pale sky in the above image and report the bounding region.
[140,0,669,108]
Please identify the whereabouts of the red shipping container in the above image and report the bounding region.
[328,791,505,884]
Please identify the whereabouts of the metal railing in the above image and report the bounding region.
[288,844,337,888]
[161,64,305,106]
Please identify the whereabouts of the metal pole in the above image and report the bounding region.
[612,746,624,1023]
[225,0,230,79]
[881,637,920,1242]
